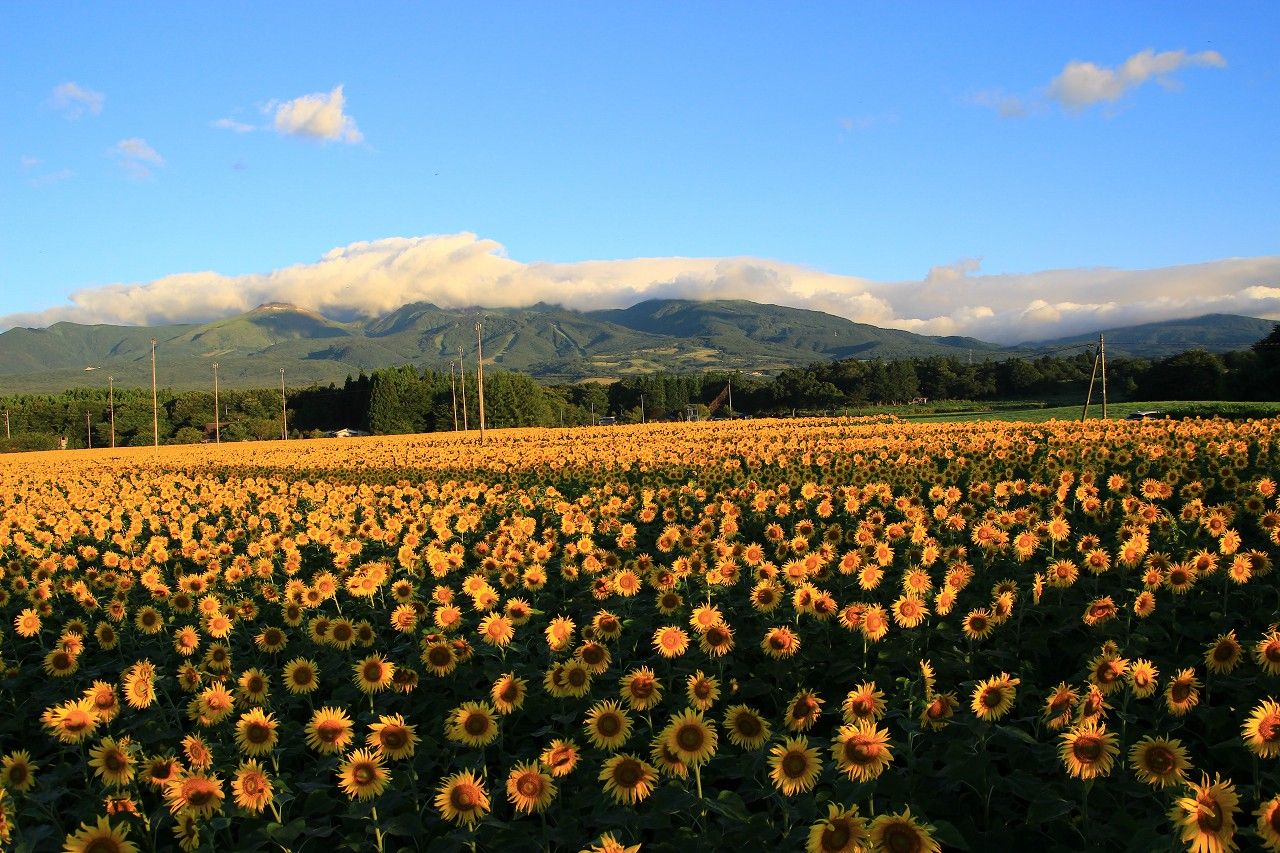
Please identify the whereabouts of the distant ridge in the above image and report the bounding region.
[0,299,1270,393]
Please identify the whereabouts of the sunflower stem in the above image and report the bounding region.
[694,763,703,800]
[370,804,385,853]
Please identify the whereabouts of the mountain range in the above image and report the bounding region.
[0,299,1271,393]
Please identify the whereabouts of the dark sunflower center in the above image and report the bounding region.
[1073,736,1103,763]
[676,725,704,752]
[463,714,489,736]
[613,759,643,787]
[596,714,622,737]
[782,751,810,778]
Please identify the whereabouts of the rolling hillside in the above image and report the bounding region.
[0,300,1270,393]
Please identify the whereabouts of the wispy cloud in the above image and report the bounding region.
[29,168,74,188]
[2,233,1276,343]
[19,155,42,169]
[212,117,255,133]
[267,85,362,143]
[972,48,1226,118]
[111,137,165,179]
[1049,49,1226,109]
[49,82,104,118]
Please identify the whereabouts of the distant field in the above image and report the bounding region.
[900,400,1280,423]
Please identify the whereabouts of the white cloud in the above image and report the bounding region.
[19,155,41,169]
[29,168,73,188]
[49,82,104,118]
[1049,49,1226,109]
[270,85,362,143]
[1,234,1276,345]
[212,117,255,133]
[112,137,165,178]
[968,90,1028,119]
[926,257,982,283]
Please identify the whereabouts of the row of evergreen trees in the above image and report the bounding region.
[1,327,1276,449]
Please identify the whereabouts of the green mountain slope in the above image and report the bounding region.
[1025,314,1276,359]
[0,300,1270,394]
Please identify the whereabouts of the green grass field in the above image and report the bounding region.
[899,400,1280,423]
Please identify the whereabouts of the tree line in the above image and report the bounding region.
[1,325,1276,450]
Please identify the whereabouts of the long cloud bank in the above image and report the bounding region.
[4,233,1277,344]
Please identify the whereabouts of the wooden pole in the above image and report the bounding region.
[86,412,92,449]
[212,363,220,443]
[108,377,115,449]
[450,361,459,431]
[280,368,287,440]
[1082,343,1101,422]
[458,346,469,430]
[1099,333,1108,420]
[150,338,159,447]
[475,321,486,444]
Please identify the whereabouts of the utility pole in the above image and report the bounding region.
[108,376,115,449]
[458,345,469,430]
[475,321,486,444]
[279,368,288,440]
[1082,338,1102,422]
[86,412,92,449]
[640,393,645,424]
[212,363,220,443]
[3,409,8,440]
[727,379,733,416]
[1099,333,1108,419]
[449,361,459,431]
[150,338,159,447]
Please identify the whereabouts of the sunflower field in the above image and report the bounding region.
[1,415,1279,852]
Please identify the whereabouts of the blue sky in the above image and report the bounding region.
[2,3,1277,341]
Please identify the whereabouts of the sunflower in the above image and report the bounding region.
[236,668,270,705]
[1058,722,1119,780]
[807,803,870,853]
[435,769,490,827]
[598,754,658,805]
[539,739,581,777]
[234,709,279,757]
[961,608,994,641]
[42,647,79,678]
[860,605,890,642]
[491,673,528,714]
[699,623,735,657]
[353,654,395,694]
[142,755,181,789]
[650,735,689,779]
[664,709,718,766]
[420,640,459,676]
[721,704,770,750]
[769,736,822,796]
[282,658,320,695]
[0,749,34,796]
[1041,683,1079,731]
[868,808,942,853]
[62,816,138,853]
[786,689,825,732]
[1169,774,1239,853]
[1165,668,1202,716]
[1128,736,1191,788]
[1256,796,1280,853]
[841,682,886,723]
[831,721,894,782]
[449,701,500,748]
[559,660,593,698]
[653,626,690,658]
[232,759,274,814]
[337,748,390,801]
[970,673,1019,722]
[254,626,288,653]
[1128,658,1160,699]
[1243,699,1280,758]
[479,612,515,647]
[13,608,41,638]
[1256,631,1280,676]
[576,641,612,673]
[918,692,959,731]
[165,773,225,818]
[89,737,136,788]
[585,700,633,751]
[41,697,99,744]
[892,594,928,629]
[761,626,801,659]
[506,760,557,814]
[584,833,642,853]
[686,671,720,711]
[305,707,354,754]
[367,714,418,760]
[1206,631,1244,674]
[619,667,662,711]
